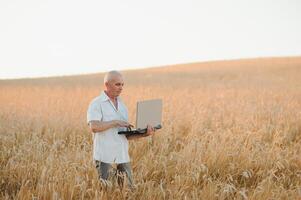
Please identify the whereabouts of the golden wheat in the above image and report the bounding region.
[0,57,301,199]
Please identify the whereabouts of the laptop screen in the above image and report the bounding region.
[136,99,162,129]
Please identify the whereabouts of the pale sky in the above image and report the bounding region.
[0,0,300,79]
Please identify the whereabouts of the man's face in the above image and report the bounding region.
[105,75,124,98]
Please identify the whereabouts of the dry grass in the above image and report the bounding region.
[1,57,301,199]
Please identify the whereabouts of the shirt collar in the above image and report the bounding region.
[99,91,121,102]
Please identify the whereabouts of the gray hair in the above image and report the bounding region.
[104,70,123,84]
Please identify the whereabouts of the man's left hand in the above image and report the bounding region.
[145,125,156,136]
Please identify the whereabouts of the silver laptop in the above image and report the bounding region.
[118,99,162,135]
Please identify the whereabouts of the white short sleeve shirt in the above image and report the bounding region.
[87,91,130,164]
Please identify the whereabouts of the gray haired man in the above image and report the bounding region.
[87,71,155,187]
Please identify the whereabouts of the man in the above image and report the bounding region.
[87,70,155,188]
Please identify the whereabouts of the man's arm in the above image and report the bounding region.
[126,133,149,140]
[89,120,131,133]
[126,125,156,140]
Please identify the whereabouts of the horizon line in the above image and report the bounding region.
[1,55,300,81]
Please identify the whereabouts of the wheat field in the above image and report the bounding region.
[0,57,301,199]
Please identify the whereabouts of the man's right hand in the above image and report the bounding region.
[113,120,132,128]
